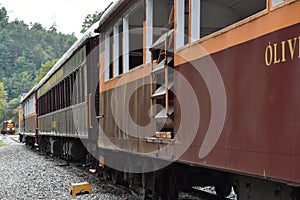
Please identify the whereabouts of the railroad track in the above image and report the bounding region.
[0,134,20,144]
[23,145,236,200]
[41,153,136,198]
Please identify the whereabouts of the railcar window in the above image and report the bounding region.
[59,81,63,109]
[113,24,120,77]
[184,0,189,44]
[128,1,144,70]
[47,92,50,113]
[75,69,80,104]
[62,79,67,108]
[109,31,114,79]
[80,67,84,103]
[148,0,174,61]
[176,0,190,48]
[83,64,87,102]
[272,0,286,6]
[54,86,57,111]
[66,76,70,107]
[104,30,113,81]
[81,48,85,64]
[153,0,173,41]
[104,1,144,81]
[123,16,129,73]
[52,88,55,112]
[58,83,61,109]
[118,22,123,75]
[71,72,75,105]
[73,72,77,105]
[178,0,267,46]
[23,96,35,116]
[75,51,78,67]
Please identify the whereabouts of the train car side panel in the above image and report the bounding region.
[175,22,300,185]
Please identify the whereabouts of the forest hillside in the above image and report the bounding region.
[0,6,77,124]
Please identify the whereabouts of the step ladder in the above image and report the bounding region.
[70,181,93,196]
[149,5,174,139]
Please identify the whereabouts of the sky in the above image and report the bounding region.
[0,0,116,37]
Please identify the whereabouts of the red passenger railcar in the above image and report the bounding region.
[95,0,300,199]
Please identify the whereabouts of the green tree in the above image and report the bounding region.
[0,7,8,22]
[0,44,12,77]
[80,3,112,33]
[35,58,59,83]
[0,6,77,100]
[3,97,20,126]
[0,82,8,121]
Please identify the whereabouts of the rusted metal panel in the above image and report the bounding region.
[98,76,162,153]
[98,22,300,185]
[176,23,300,185]
[86,36,100,141]
[23,115,37,134]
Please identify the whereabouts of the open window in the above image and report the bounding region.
[128,2,144,70]
[177,0,267,46]
[104,30,114,81]
[148,0,174,61]
[153,0,174,42]
[197,0,267,39]
[103,1,145,81]
[118,22,123,75]
[176,0,190,48]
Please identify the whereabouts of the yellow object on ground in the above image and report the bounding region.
[70,182,92,196]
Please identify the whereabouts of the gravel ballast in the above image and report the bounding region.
[0,138,134,200]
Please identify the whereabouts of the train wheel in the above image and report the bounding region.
[111,170,120,185]
[102,168,110,181]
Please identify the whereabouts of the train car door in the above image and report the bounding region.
[86,36,100,142]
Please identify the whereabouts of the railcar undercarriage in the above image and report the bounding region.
[21,134,300,199]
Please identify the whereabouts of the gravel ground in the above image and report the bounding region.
[0,135,18,145]
[0,137,135,200]
[0,136,236,200]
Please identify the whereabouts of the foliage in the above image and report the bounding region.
[0,6,77,125]
[81,11,102,33]
[0,7,8,23]
[35,58,59,83]
[80,2,112,33]
[1,97,19,126]
[0,82,7,121]
[0,6,77,100]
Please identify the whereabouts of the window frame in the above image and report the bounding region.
[271,0,295,11]
[176,0,269,51]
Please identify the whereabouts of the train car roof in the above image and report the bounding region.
[20,85,37,103]
[95,0,135,32]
